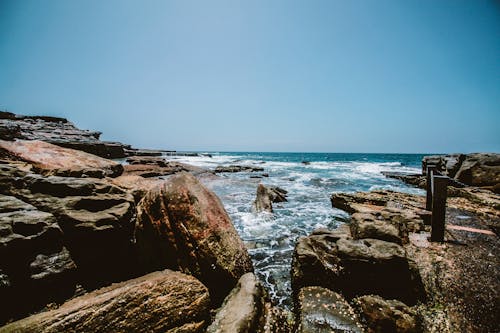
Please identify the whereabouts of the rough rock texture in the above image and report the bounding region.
[328,189,500,332]
[0,270,211,333]
[0,139,123,178]
[291,232,423,305]
[215,165,264,173]
[0,111,131,158]
[353,295,419,333]
[207,273,291,333]
[382,171,426,189]
[0,194,77,323]
[0,162,137,292]
[295,286,363,333]
[123,156,208,178]
[252,184,288,213]
[135,172,253,304]
[422,153,500,188]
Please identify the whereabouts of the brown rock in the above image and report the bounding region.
[135,172,253,304]
[0,270,211,333]
[0,140,123,178]
[454,153,500,187]
[353,295,419,333]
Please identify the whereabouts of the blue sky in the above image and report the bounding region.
[1,0,499,153]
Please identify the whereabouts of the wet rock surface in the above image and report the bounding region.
[295,286,363,333]
[0,270,211,333]
[253,184,288,213]
[215,165,265,173]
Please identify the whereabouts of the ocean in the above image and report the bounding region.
[165,152,426,308]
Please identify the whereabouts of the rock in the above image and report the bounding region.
[253,184,274,213]
[207,273,266,333]
[291,233,423,305]
[422,154,465,178]
[0,111,130,158]
[0,139,123,178]
[135,172,253,304]
[454,153,500,187]
[0,270,211,333]
[0,194,77,323]
[422,153,500,188]
[295,286,363,333]
[350,212,404,244]
[381,172,426,189]
[124,148,163,156]
[352,295,419,333]
[207,273,291,333]
[215,165,264,173]
[252,184,288,213]
[0,163,137,291]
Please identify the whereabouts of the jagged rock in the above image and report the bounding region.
[0,139,123,178]
[422,154,465,178]
[252,184,288,213]
[295,286,363,333]
[291,233,423,305]
[0,270,211,333]
[0,163,136,291]
[381,171,426,189]
[454,153,500,187]
[207,273,291,333]
[352,295,419,333]
[0,194,77,323]
[135,172,253,304]
[215,165,265,173]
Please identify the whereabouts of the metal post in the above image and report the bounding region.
[430,175,448,242]
[425,165,437,211]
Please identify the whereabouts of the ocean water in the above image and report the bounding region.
[165,152,425,308]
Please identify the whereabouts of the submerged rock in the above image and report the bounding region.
[295,286,363,333]
[0,270,211,333]
[135,172,253,304]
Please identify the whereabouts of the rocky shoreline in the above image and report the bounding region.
[0,111,498,332]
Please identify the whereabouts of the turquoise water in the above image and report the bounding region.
[167,152,425,307]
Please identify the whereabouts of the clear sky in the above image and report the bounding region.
[1,0,499,153]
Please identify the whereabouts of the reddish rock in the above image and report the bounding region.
[0,270,211,333]
[135,172,253,304]
[0,140,123,178]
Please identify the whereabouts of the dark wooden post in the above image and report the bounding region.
[425,165,437,211]
[430,175,448,242]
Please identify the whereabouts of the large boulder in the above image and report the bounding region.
[135,172,253,304]
[295,286,363,333]
[0,270,211,333]
[422,154,465,177]
[291,232,423,305]
[454,153,500,187]
[0,139,123,178]
[352,295,419,333]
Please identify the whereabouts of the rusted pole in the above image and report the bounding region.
[430,175,448,242]
[425,165,437,211]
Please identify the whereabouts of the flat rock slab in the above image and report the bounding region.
[0,270,211,333]
[0,139,122,178]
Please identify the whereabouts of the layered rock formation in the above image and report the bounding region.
[0,140,253,325]
[0,111,164,158]
[253,184,288,213]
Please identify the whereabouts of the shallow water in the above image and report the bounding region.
[166,152,425,307]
